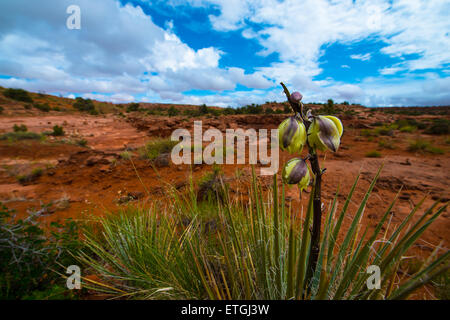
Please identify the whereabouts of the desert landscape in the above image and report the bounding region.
[1,0,450,304]
[0,86,448,299]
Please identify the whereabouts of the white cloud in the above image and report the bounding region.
[1,0,449,106]
[0,0,267,102]
[350,53,372,61]
[176,0,450,105]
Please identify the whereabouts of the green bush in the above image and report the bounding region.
[3,88,33,103]
[76,169,449,300]
[17,168,43,184]
[167,106,180,117]
[126,103,140,113]
[0,203,82,299]
[222,107,235,115]
[378,139,396,149]
[119,151,131,160]
[399,125,417,133]
[424,119,449,135]
[407,139,444,154]
[0,132,43,141]
[76,139,88,147]
[73,97,96,114]
[199,104,209,115]
[51,125,65,136]
[365,150,382,158]
[13,124,28,132]
[33,103,50,112]
[138,138,177,160]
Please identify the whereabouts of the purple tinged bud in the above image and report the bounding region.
[290,91,303,104]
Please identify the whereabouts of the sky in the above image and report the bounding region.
[0,0,449,107]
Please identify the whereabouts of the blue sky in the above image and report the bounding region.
[0,0,449,107]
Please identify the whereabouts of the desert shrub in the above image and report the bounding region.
[283,103,291,113]
[371,121,383,127]
[365,150,382,158]
[73,97,96,114]
[199,104,209,115]
[13,124,28,132]
[407,139,444,154]
[361,129,378,137]
[399,125,417,133]
[167,106,179,117]
[17,168,43,184]
[0,106,4,114]
[3,88,33,103]
[378,139,396,149]
[408,139,430,152]
[265,107,275,114]
[51,125,65,136]
[222,107,235,115]
[76,139,88,147]
[426,146,445,154]
[424,119,449,135]
[119,151,131,160]
[0,132,43,141]
[395,118,427,130]
[318,99,341,115]
[126,103,140,113]
[375,126,395,136]
[33,103,50,112]
[76,169,449,300]
[138,138,177,160]
[0,203,82,299]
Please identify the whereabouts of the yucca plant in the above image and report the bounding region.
[75,165,448,299]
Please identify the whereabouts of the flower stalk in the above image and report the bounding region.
[279,82,343,291]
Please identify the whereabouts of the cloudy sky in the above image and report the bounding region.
[0,0,449,107]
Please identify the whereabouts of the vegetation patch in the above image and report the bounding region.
[0,131,43,141]
[3,88,33,103]
[33,103,51,112]
[73,97,98,115]
[0,203,82,299]
[365,150,382,158]
[408,139,444,154]
[16,168,43,185]
[138,138,178,160]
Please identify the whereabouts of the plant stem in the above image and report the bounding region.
[305,151,322,289]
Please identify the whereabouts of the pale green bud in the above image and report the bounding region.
[282,158,310,191]
[278,117,307,154]
[308,115,343,152]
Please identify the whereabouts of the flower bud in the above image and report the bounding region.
[308,115,343,152]
[278,117,307,154]
[282,158,310,191]
[289,91,303,104]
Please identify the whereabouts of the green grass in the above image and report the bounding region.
[75,168,449,300]
[408,139,445,154]
[119,151,132,160]
[0,131,44,141]
[399,125,417,133]
[138,138,178,160]
[365,150,382,158]
[424,119,449,135]
[378,139,396,150]
[16,168,43,184]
